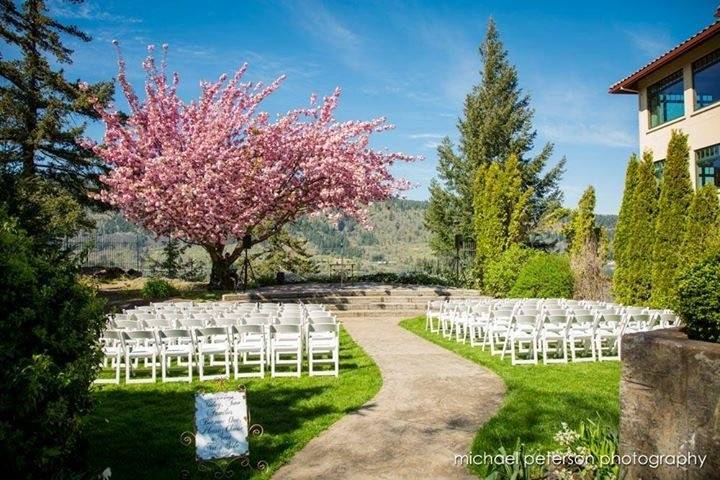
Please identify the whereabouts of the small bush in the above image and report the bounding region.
[483,245,533,297]
[141,278,179,299]
[674,253,720,343]
[509,252,573,298]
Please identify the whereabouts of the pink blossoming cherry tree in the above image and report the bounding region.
[84,45,417,289]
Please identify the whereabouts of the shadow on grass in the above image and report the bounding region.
[86,328,382,479]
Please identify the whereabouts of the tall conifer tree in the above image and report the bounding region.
[682,184,720,263]
[426,19,564,262]
[568,186,596,257]
[612,154,639,285]
[473,154,532,285]
[651,130,693,307]
[0,0,112,238]
[622,152,658,304]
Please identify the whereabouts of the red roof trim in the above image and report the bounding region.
[609,21,720,94]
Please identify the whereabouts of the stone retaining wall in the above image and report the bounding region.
[620,328,720,479]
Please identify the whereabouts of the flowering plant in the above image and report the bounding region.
[83,43,418,288]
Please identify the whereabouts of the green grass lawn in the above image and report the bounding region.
[400,317,620,467]
[86,327,381,479]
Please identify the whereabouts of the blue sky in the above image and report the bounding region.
[46,0,719,213]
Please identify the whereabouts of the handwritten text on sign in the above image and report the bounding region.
[195,391,249,460]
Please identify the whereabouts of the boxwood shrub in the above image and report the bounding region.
[141,278,179,299]
[674,253,720,343]
[509,252,574,298]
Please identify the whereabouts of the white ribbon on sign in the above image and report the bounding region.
[194,391,250,460]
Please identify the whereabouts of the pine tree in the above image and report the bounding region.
[426,138,467,257]
[622,152,658,304]
[651,130,693,307]
[0,0,112,237]
[426,18,564,261]
[473,154,532,286]
[568,186,596,257]
[683,184,720,264]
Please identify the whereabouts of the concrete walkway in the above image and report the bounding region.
[273,317,506,480]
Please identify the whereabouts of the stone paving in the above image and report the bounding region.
[273,315,506,480]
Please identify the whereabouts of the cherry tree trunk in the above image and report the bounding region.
[205,246,238,291]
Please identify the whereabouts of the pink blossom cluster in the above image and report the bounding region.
[84,44,418,246]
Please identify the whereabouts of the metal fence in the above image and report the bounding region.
[65,232,157,273]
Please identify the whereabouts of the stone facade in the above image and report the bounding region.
[620,328,720,479]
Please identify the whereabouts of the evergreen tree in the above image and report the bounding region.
[682,184,720,263]
[425,19,564,261]
[612,154,639,278]
[651,130,693,307]
[567,186,596,257]
[622,152,658,304]
[0,0,112,239]
[473,154,532,286]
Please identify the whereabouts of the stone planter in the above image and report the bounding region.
[620,328,720,480]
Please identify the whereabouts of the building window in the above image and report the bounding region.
[693,48,720,110]
[647,70,685,128]
[696,144,720,188]
[654,159,665,181]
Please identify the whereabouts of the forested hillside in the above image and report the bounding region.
[290,199,433,273]
[86,200,616,275]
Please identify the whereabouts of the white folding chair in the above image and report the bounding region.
[123,330,159,384]
[157,329,194,382]
[95,330,124,384]
[194,327,231,381]
[145,318,174,330]
[485,311,512,354]
[595,314,626,361]
[270,324,302,377]
[114,319,141,330]
[231,324,265,378]
[505,315,541,365]
[567,314,597,362]
[426,300,444,333]
[540,315,569,364]
[308,323,339,377]
[468,304,491,347]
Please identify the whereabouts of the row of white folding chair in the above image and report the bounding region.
[112,313,310,331]
[96,323,338,384]
[506,312,659,364]
[471,312,608,364]
[426,298,680,362]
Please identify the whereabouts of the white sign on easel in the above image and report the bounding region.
[194,391,249,460]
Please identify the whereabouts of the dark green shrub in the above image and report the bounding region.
[483,245,534,297]
[674,253,720,343]
[509,252,573,298]
[0,212,106,478]
[141,278,179,299]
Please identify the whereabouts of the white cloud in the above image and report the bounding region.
[408,133,444,140]
[48,0,141,24]
[539,123,635,148]
[622,28,673,59]
[533,80,636,148]
[283,0,366,72]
